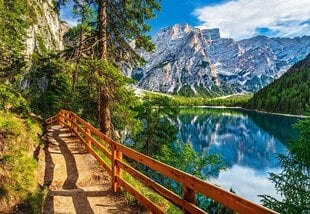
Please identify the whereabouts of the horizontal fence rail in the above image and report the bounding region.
[45,109,278,214]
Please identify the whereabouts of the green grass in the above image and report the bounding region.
[0,111,43,212]
[143,91,252,107]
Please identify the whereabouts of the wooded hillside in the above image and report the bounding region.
[246,54,310,115]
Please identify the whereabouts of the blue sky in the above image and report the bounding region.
[60,0,310,40]
[146,0,227,36]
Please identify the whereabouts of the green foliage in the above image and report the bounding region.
[129,94,225,213]
[37,36,48,55]
[132,94,178,155]
[143,92,252,107]
[78,60,141,134]
[27,55,141,137]
[0,112,24,136]
[80,60,135,102]
[27,54,73,117]
[246,54,310,115]
[0,84,28,113]
[0,111,43,212]
[156,142,223,180]
[57,0,162,134]
[204,95,252,107]
[290,119,310,165]
[177,85,196,97]
[122,171,180,213]
[0,0,30,78]
[59,0,161,64]
[260,118,310,213]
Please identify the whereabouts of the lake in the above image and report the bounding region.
[175,107,301,204]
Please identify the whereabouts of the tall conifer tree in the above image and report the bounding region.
[58,0,161,136]
[96,0,160,136]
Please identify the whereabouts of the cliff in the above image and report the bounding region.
[25,0,67,57]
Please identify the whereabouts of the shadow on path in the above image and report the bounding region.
[43,127,94,214]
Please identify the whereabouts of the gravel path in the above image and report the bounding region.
[39,125,138,214]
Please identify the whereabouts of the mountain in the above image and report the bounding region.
[0,0,66,82]
[135,24,310,96]
[246,53,310,115]
[24,0,66,57]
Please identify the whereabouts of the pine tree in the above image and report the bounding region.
[133,94,178,156]
[260,118,310,213]
[0,0,30,81]
[96,0,160,136]
[58,0,161,136]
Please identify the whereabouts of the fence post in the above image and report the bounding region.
[112,144,122,192]
[64,112,68,126]
[61,111,65,127]
[69,113,73,135]
[71,113,77,134]
[183,186,196,214]
[86,127,91,146]
[58,111,63,127]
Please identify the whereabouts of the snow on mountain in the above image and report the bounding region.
[135,24,310,95]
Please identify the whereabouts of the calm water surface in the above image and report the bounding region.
[176,107,300,203]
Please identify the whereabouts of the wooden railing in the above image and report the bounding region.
[46,109,277,214]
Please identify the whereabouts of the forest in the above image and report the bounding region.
[0,0,309,213]
[246,54,310,115]
[0,1,225,212]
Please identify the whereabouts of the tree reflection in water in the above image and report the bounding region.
[260,119,310,214]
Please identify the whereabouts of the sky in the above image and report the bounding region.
[60,0,310,40]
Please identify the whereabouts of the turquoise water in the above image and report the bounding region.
[176,107,300,203]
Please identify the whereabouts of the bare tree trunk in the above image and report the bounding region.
[99,88,111,136]
[98,0,107,60]
[98,0,111,136]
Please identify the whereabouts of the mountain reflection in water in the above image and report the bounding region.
[176,107,300,203]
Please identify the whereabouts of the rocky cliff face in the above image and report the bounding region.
[25,0,66,58]
[20,0,67,89]
[137,24,310,95]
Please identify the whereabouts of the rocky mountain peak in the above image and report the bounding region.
[201,28,221,40]
[135,24,310,96]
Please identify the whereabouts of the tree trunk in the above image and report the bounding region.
[98,0,107,60]
[72,63,79,92]
[72,15,84,92]
[72,4,89,93]
[97,0,111,136]
[99,88,111,136]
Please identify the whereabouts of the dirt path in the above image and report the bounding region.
[38,125,138,214]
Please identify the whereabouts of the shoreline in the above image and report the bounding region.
[240,108,308,119]
[178,105,308,118]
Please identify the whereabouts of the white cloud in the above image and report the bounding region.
[193,0,310,40]
[210,165,282,203]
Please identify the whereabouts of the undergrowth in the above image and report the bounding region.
[0,111,44,213]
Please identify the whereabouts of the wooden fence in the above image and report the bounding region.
[45,109,278,214]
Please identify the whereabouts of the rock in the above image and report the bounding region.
[136,24,310,95]
[25,0,66,57]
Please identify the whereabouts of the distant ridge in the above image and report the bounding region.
[246,53,310,115]
[135,24,310,96]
